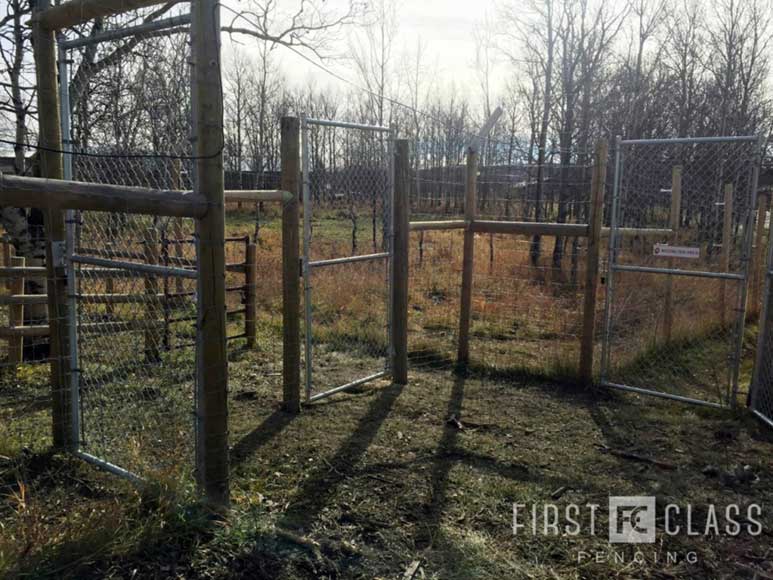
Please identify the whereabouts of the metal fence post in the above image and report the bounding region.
[663,165,682,342]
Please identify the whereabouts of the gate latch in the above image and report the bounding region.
[51,241,67,269]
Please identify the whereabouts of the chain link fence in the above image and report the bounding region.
[602,137,760,407]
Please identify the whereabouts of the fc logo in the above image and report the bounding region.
[609,496,656,544]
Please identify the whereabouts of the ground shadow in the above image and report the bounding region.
[230,408,297,468]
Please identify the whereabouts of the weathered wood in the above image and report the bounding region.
[663,166,682,342]
[471,220,589,237]
[33,0,71,449]
[457,149,477,365]
[0,293,49,306]
[281,116,301,414]
[8,256,25,370]
[579,140,607,385]
[192,0,229,507]
[0,266,47,278]
[751,192,769,316]
[392,140,410,385]
[409,220,467,232]
[38,0,166,30]
[0,320,165,338]
[0,173,208,218]
[225,190,292,203]
[245,243,257,348]
[720,183,734,326]
[144,228,161,363]
[600,227,672,238]
[2,243,11,290]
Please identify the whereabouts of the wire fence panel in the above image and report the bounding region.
[301,118,393,401]
[602,137,761,408]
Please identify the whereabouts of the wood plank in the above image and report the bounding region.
[38,0,166,30]
[471,220,589,237]
[0,173,208,218]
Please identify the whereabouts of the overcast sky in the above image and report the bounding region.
[221,0,497,105]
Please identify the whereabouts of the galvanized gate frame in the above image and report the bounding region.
[600,135,763,409]
[57,21,200,483]
[300,116,395,403]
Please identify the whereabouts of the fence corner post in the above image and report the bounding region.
[392,139,410,385]
[580,139,608,385]
[457,147,478,367]
[192,0,229,509]
[32,0,72,449]
[281,116,302,414]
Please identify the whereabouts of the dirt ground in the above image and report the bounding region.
[3,356,773,579]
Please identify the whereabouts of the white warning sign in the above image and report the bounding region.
[653,244,700,259]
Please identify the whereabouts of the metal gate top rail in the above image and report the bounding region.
[304,117,391,133]
[620,135,758,146]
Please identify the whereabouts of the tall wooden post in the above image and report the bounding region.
[751,192,769,317]
[281,116,301,414]
[9,256,25,373]
[32,0,71,449]
[144,228,160,363]
[663,166,682,342]
[720,183,734,326]
[192,0,229,507]
[245,243,257,348]
[392,139,410,384]
[457,148,478,366]
[579,140,607,385]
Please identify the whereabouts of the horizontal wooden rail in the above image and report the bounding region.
[0,266,47,278]
[225,190,293,203]
[0,319,166,338]
[225,263,247,273]
[601,227,673,237]
[0,173,209,218]
[0,294,49,306]
[471,220,590,237]
[409,220,467,232]
[38,0,166,30]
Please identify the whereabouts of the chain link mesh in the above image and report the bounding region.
[303,121,392,399]
[603,138,759,406]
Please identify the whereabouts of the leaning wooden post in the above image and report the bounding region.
[392,139,410,384]
[192,0,229,507]
[32,0,72,449]
[663,165,682,342]
[457,147,478,366]
[751,191,769,317]
[144,228,161,363]
[579,139,607,385]
[245,243,257,348]
[720,183,734,326]
[281,116,301,414]
[9,256,26,373]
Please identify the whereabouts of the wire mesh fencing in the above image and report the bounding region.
[602,137,761,407]
[301,118,393,401]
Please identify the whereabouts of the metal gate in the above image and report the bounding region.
[601,136,762,408]
[750,219,773,427]
[301,117,394,402]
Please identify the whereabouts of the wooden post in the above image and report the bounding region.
[281,116,301,414]
[663,166,682,342]
[751,191,769,317]
[392,139,410,384]
[720,183,734,326]
[245,243,257,348]
[579,140,607,385]
[3,242,11,290]
[144,228,160,362]
[32,0,71,449]
[457,148,478,366]
[8,256,25,373]
[192,0,229,507]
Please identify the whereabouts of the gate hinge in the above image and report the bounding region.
[51,241,67,269]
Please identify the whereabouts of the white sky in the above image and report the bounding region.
[221,0,495,104]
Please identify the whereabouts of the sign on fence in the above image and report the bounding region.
[653,244,700,259]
